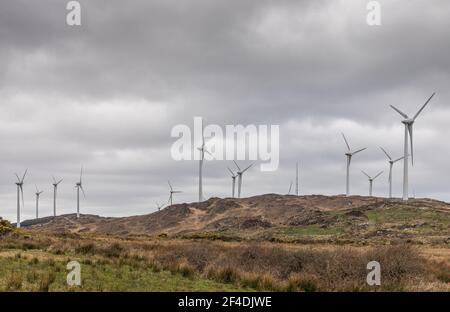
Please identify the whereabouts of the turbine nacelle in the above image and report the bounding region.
[401,119,414,125]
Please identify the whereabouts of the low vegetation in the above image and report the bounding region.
[0,232,448,291]
[0,218,14,236]
[1,195,449,291]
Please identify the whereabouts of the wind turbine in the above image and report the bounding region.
[52,176,63,217]
[380,147,405,199]
[227,167,238,198]
[35,185,43,219]
[167,181,182,206]
[197,127,212,203]
[342,133,367,196]
[75,167,85,219]
[361,171,383,196]
[233,161,254,198]
[390,93,435,200]
[155,202,163,211]
[14,169,27,228]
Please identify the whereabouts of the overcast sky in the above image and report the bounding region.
[1,0,449,222]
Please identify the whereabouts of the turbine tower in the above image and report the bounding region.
[295,162,299,196]
[14,169,27,228]
[390,93,435,200]
[52,176,63,217]
[362,171,383,196]
[197,126,212,203]
[35,185,43,219]
[342,133,367,196]
[233,161,254,198]
[75,167,85,219]
[227,167,238,198]
[167,181,182,206]
[380,147,404,199]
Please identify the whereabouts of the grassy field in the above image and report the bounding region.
[0,250,249,292]
[0,231,448,292]
[1,205,449,292]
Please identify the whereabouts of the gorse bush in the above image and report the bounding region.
[148,242,428,291]
[0,217,14,235]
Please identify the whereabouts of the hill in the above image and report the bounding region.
[20,194,450,244]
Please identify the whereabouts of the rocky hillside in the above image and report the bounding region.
[17,194,450,244]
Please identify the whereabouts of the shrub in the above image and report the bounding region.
[0,218,14,235]
[6,272,23,290]
[39,272,56,292]
[75,243,96,255]
[103,243,124,258]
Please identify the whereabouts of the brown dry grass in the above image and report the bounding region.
[1,232,448,291]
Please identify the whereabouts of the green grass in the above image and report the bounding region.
[367,207,450,226]
[0,252,249,292]
[282,225,341,236]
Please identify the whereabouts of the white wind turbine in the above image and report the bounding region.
[155,202,163,211]
[75,167,85,219]
[14,169,27,228]
[197,127,212,203]
[390,93,435,200]
[342,133,367,196]
[361,171,383,196]
[380,147,405,199]
[227,167,238,198]
[233,161,254,198]
[52,176,63,217]
[35,185,43,219]
[167,181,182,206]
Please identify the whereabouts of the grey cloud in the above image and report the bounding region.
[0,0,449,222]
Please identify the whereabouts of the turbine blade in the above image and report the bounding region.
[352,147,367,155]
[390,105,408,119]
[393,156,405,163]
[52,176,57,184]
[341,133,350,151]
[21,169,28,183]
[379,147,392,160]
[168,180,173,191]
[15,173,20,182]
[80,185,86,198]
[242,163,254,173]
[361,170,371,179]
[79,166,83,183]
[57,179,63,185]
[408,124,414,165]
[20,185,25,210]
[227,167,235,176]
[35,184,38,193]
[413,92,435,120]
[373,171,383,180]
[204,149,214,158]
[233,160,241,171]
